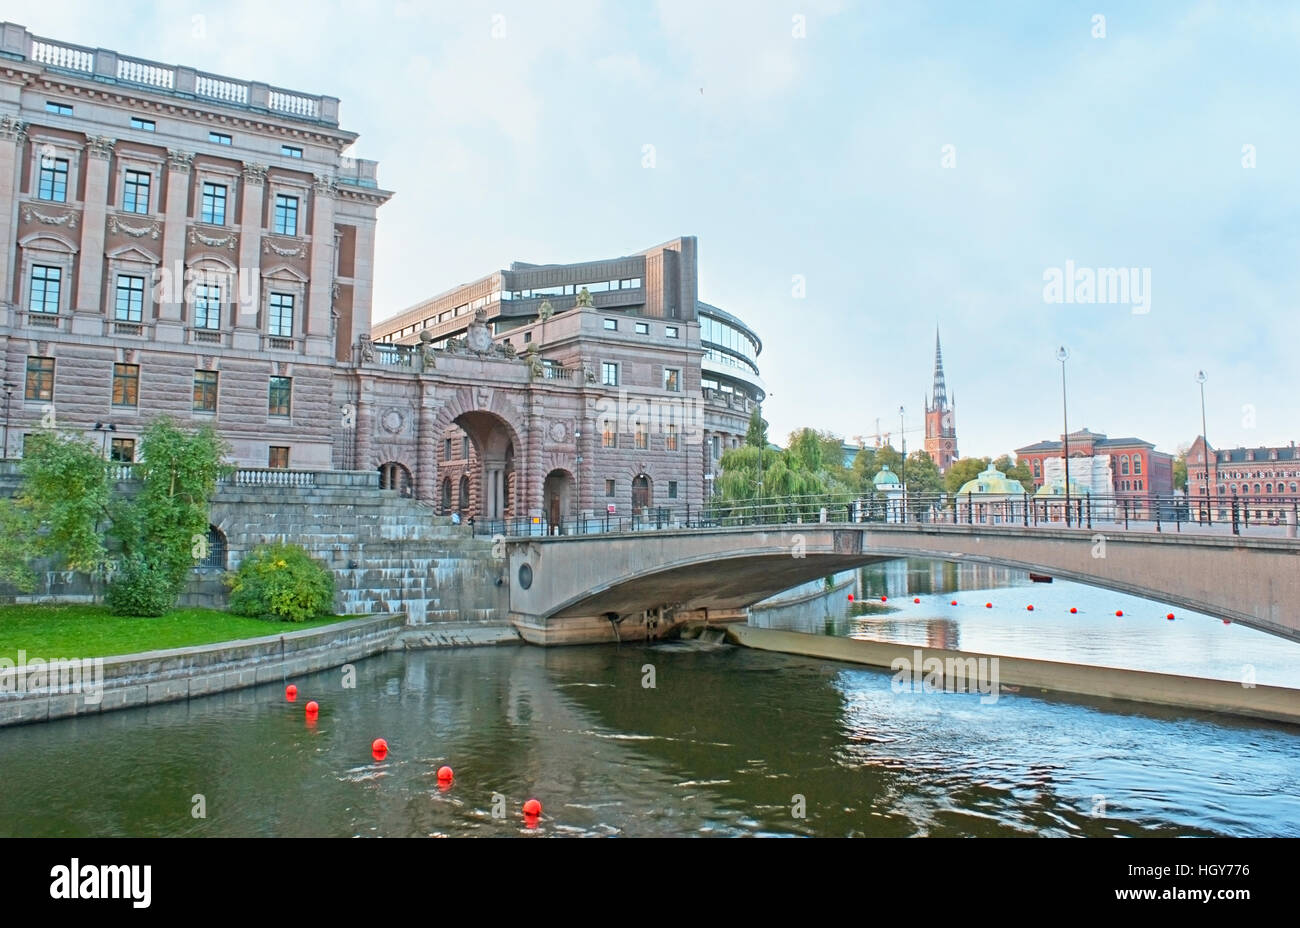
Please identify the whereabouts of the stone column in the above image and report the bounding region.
[416,381,441,502]
[231,163,266,351]
[156,149,193,343]
[354,375,374,472]
[305,174,337,359]
[72,135,114,334]
[0,116,26,330]
[350,218,377,336]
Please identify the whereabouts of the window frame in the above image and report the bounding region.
[37,156,69,202]
[111,363,140,407]
[208,131,233,146]
[25,357,55,402]
[130,117,156,132]
[273,193,299,236]
[122,169,151,214]
[601,362,619,386]
[28,265,62,314]
[200,181,228,225]
[268,376,293,418]
[193,370,219,412]
[114,274,146,322]
[268,446,290,469]
[268,292,295,337]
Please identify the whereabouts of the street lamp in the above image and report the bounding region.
[899,405,907,523]
[1196,370,1211,525]
[1057,347,1071,527]
[573,428,582,529]
[1,383,14,461]
[93,422,116,459]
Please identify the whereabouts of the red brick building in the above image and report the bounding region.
[1015,428,1173,503]
[1186,436,1300,521]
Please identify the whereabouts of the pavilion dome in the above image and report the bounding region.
[873,465,901,487]
[956,466,1027,497]
[1034,479,1089,498]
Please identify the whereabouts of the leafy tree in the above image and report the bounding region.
[993,454,1035,491]
[10,430,110,576]
[745,406,768,448]
[945,456,989,495]
[873,444,904,478]
[226,542,334,622]
[1173,444,1189,491]
[903,449,944,499]
[851,447,878,493]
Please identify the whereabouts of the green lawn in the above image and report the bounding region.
[0,604,349,661]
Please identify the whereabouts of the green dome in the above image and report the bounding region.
[873,465,901,487]
[956,466,1027,497]
[1034,480,1090,498]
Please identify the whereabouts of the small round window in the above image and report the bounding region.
[518,563,533,589]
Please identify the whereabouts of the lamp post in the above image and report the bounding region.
[93,421,116,459]
[1056,347,1071,527]
[573,427,582,532]
[1196,370,1211,525]
[1,383,14,461]
[899,406,907,523]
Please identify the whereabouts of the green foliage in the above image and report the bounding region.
[745,406,769,448]
[902,450,944,510]
[945,456,990,495]
[1173,444,1189,491]
[0,499,37,592]
[13,430,110,573]
[714,427,853,521]
[104,556,176,617]
[851,447,877,493]
[993,454,1035,490]
[226,543,335,622]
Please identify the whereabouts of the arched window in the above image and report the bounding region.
[441,477,452,512]
[200,524,227,570]
[1120,455,1130,475]
[1032,459,1040,478]
[1132,455,1141,475]
[458,475,470,511]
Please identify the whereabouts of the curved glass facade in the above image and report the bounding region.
[698,301,763,401]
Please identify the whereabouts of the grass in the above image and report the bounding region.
[0,604,349,661]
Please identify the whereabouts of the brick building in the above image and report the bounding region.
[1015,428,1173,505]
[923,327,957,473]
[1186,436,1300,522]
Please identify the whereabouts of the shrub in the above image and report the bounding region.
[225,543,334,622]
[105,557,178,617]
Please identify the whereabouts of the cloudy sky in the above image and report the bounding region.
[11,1,1299,459]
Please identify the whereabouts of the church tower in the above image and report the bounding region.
[924,327,958,473]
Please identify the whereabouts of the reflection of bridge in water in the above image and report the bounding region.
[503,522,1300,646]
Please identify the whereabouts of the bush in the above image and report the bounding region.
[225,543,334,622]
[105,557,178,617]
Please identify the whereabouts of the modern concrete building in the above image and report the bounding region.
[1186,436,1300,522]
[0,22,392,467]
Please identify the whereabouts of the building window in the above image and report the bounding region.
[25,357,54,401]
[193,284,221,329]
[123,170,151,214]
[281,145,303,158]
[193,370,219,412]
[605,479,616,497]
[1032,459,1041,478]
[663,368,681,392]
[635,423,648,449]
[268,446,290,468]
[602,421,617,448]
[444,438,452,460]
[666,424,678,451]
[668,481,678,499]
[665,325,679,338]
[38,157,69,202]
[110,438,136,463]
[209,131,232,146]
[523,331,532,343]
[115,275,145,322]
[200,525,227,569]
[45,101,73,116]
[1133,456,1142,475]
[462,436,470,459]
[112,363,140,407]
[130,117,155,131]
[635,322,649,335]
[201,182,227,225]
[601,362,618,386]
[1120,455,1130,475]
[268,376,292,417]
[29,266,61,314]
[711,435,721,460]
[273,194,299,235]
[268,293,294,336]
[604,318,618,330]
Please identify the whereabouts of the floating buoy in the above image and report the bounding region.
[1069,607,1077,614]
[913,597,920,604]
[1027,605,1034,611]
[305,700,319,718]
[881,596,887,603]
[372,738,388,761]
[985,602,992,609]
[1115,610,1123,617]
[950,600,957,606]
[285,684,297,702]
[523,798,542,817]
[847,594,854,601]
[1223,619,1231,625]
[437,765,454,783]
[1166,613,1175,620]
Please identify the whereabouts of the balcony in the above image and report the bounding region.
[4,23,341,127]
[17,309,64,331]
[262,334,301,354]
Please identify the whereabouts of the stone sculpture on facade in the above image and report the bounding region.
[358,333,375,362]
[575,287,594,308]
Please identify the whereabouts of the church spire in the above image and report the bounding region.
[931,326,948,409]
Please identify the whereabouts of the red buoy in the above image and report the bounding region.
[372,738,389,761]
[1166,613,1175,620]
[847,594,854,601]
[523,798,542,817]
[881,596,887,603]
[1223,619,1231,625]
[305,700,319,718]
[913,597,920,604]
[1027,605,1034,611]
[950,600,957,606]
[1070,607,1077,614]
[985,602,992,609]
[1115,610,1123,617]
[285,684,297,702]
[437,765,454,783]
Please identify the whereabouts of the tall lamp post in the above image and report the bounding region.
[93,421,116,459]
[1196,370,1211,525]
[1057,347,1071,527]
[899,405,906,523]
[1,383,14,461]
[573,427,582,532]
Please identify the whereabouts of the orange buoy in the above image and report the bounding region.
[1115,610,1123,617]
[305,700,319,718]
[372,738,389,761]
[437,765,454,782]
[523,798,542,817]
[1069,607,1077,614]
[913,597,920,604]
[285,684,297,702]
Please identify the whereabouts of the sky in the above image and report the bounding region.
[9,0,1300,459]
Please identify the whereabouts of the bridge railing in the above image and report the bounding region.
[481,491,1300,539]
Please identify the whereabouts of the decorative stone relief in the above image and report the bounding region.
[85,135,116,160]
[189,229,237,251]
[22,206,77,229]
[263,239,305,258]
[108,215,161,239]
[0,115,27,143]
[242,163,268,187]
[380,409,405,434]
[167,149,194,173]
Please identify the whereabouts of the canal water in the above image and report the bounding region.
[2,557,1298,838]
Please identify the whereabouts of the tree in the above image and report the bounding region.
[903,449,944,499]
[993,453,1035,491]
[9,430,110,577]
[745,406,768,448]
[851,447,878,493]
[945,456,989,495]
[1173,444,1189,491]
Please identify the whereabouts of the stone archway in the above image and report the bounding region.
[454,410,519,521]
[632,473,652,515]
[543,469,575,534]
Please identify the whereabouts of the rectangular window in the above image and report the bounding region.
[635,425,648,450]
[209,131,232,145]
[29,265,61,314]
[268,376,292,417]
[711,435,721,460]
[668,481,678,499]
[666,424,678,451]
[605,479,616,497]
[115,275,145,322]
[201,182,227,225]
[665,325,679,338]
[112,363,140,407]
[663,368,681,392]
[462,436,470,459]
[193,370,219,412]
[601,362,618,386]
[602,422,617,448]
[603,318,617,330]
[45,101,72,116]
[193,284,221,329]
[268,446,290,468]
[130,117,155,131]
[38,157,69,202]
[110,438,136,463]
[25,357,54,401]
[268,293,294,337]
[273,194,299,236]
[281,145,303,158]
[123,170,151,214]
[635,322,649,335]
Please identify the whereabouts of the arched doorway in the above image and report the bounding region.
[453,410,520,521]
[378,461,413,497]
[543,469,575,534]
[632,474,652,515]
[440,477,452,513]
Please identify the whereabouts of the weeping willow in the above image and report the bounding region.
[712,438,854,523]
